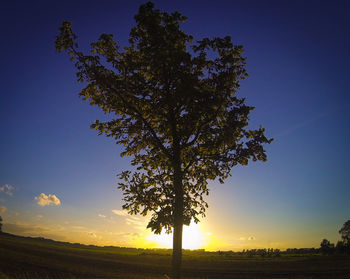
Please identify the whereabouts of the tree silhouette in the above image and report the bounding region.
[0,215,2,232]
[55,2,272,278]
[336,240,346,253]
[320,238,334,255]
[339,220,350,247]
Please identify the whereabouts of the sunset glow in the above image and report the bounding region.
[147,222,204,249]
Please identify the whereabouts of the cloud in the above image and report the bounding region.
[125,218,142,225]
[0,184,15,196]
[125,217,145,231]
[0,206,7,213]
[88,232,97,238]
[112,209,128,216]
[36,214,43,219]
[70,225,87,231]
[35,193,61,206]
[111,209,145,230]
[239,236,256,241]
[98,214,106,218]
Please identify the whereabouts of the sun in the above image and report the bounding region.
[182,222,203,249]
[147,222,204,249]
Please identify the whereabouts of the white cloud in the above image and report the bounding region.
[0,184,15,196]
[35,193,61,206]
[111,209,128,216]
[0,206,7,213]
[98,214,106,218]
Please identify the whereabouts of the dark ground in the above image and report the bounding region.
[0,233,349,279]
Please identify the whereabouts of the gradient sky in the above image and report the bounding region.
[1,0,349,251]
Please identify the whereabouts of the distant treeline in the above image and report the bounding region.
[221,220,350,257]
[216,245,349,257]
[1,231,350,257]
[0,217,349,256]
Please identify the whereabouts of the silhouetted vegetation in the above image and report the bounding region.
[336,240,348,254]
[320,239,335,255]
[339,220,350,247]
[55,2,272,278]
[318,220,350,255]
[0,215,2,232]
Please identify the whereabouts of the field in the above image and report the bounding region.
[0,233,349,279]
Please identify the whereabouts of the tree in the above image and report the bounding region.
[336,240,346,253]
[0,215,2,232]
[339,220,350,247]
[55,2,272,278]
[320,238,334,255]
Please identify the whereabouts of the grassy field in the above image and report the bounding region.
[0,233,349,279]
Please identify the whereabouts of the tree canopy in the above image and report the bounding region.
[56,2,271,234]
[56,2,272,277]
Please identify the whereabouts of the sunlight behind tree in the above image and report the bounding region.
[147,222,204,250]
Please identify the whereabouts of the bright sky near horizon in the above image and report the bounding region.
[1,0,349,251]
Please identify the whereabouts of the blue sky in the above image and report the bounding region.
[0,0,349,250]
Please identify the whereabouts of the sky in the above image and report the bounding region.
[1,0,349,251]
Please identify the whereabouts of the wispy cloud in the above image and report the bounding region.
[35,193,61,206]
[125,217,145,231]
[111,209,145,230]
[70,225,87,231]
[88,232,97,238]
[125,217,141,225]
[98,214,106,218]
[274,107,345,139]
[239,236,256,241]
[0,206,7,213]
[0,184,15,196]
[112,209,128,217]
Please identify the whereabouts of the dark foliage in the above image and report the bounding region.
[55,2,272,278]
[339,220,350,247]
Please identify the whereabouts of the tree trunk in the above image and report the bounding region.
[172,213,183,279]
[172,148,183,279]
